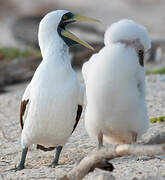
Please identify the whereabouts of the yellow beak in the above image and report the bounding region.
[63,13,101,23]
[61,29,94,51]
[61,14,100,50]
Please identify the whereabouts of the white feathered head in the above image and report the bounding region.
[104,19,151,51]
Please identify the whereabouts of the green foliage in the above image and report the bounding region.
[147,68,165,75]
[0,47,41,60]
[150,116,165,123]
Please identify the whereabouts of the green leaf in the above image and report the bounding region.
[150,116,165,123]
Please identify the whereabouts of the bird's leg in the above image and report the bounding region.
[49,146,63,168]
[11,147,28,171]
[131,131,151,161]
[131,131,138,143]
[97,132,103,149]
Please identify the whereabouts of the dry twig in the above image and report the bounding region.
[58,144,165,180]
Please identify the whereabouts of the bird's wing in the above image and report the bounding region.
[82,53,98,105]
[71,105,83,134]
[20,83,31,129]
[82,53,98,85]
[136,51,146,97]
[71,82,84,133]
[138,50,144,67]
[78,85,84,106]
[82,61,89,85]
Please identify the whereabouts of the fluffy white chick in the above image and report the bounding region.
[82,19,151,148]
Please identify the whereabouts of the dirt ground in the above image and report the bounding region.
[0,72,165,180]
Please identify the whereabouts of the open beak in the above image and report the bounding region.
[61,14,100,50]
[61,29,94,50]
[63,13,101,23]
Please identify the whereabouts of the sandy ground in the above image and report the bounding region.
[0,1,165,179]
[0,72,165,180]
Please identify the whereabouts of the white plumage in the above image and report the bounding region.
[82,19,151,146]
[21,53,82,148]
[22,10,83,149]
[13,10,101,170]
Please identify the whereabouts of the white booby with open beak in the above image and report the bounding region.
[82,20,151,148]
[12,10,99,170]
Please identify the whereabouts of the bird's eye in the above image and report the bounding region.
[63,15,68,20]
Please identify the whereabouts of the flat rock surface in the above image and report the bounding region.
[0,72,165,180]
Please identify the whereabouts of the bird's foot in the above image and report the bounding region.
[49,162,59,168]
[48,146,63,168]
[131,131,138,143]
[10,164,25,171]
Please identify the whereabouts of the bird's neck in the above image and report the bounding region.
[39,33,71,65]
[38,31,68,60]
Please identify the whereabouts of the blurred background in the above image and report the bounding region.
[0,0,165,91]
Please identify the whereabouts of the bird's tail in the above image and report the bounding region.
[36,144,56,151]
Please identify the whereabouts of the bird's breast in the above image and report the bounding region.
[22,67,80,145]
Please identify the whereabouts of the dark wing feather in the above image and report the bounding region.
[36,145,56,151]
[138,50,144,67]
[20,86,56,151]
[20,99,29,129]
[72,105,83,134]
